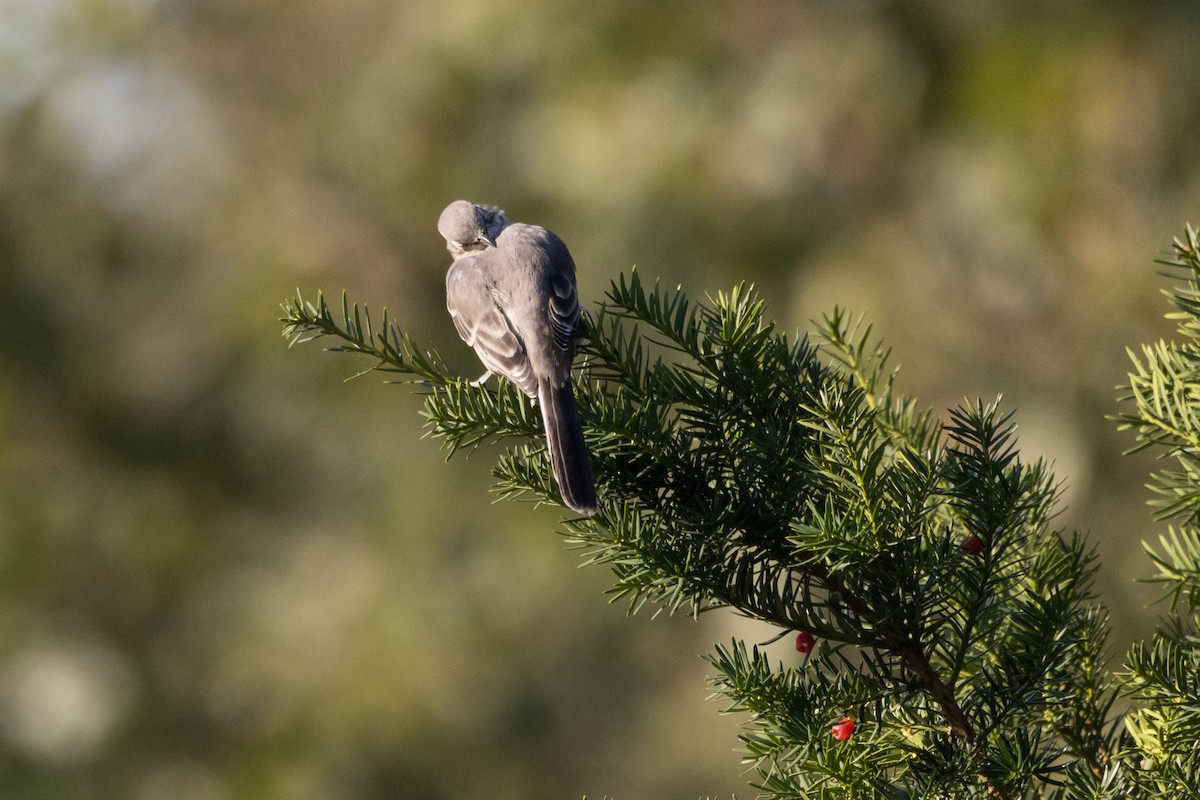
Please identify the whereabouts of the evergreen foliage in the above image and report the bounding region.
[1114,225,1200,798]
[281,228,1200,798]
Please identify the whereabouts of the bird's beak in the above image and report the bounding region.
[478,234,496,247]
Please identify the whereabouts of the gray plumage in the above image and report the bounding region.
[439,200,597,516]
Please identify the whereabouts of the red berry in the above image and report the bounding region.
[795,631,815,653]
[961,535,984,555]
[831,717,855,741]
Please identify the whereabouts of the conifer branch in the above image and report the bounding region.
[1111,225,1200,798]
[285,250,1200,796]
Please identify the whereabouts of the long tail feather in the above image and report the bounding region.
[538,381,596,516]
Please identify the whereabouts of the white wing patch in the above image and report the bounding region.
[547,273,579,352]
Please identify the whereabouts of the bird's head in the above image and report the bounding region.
[438,200,510,258]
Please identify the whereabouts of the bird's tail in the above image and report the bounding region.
[538,380,597,516]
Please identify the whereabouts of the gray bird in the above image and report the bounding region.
[439,200,597,516]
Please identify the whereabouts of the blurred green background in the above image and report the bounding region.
[1,0,1198,797]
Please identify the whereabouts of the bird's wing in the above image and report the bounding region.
[547,271,580,352]
[446,259,538,397]
[511,226,579,354]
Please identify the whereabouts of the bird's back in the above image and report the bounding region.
[494,224,580,386]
